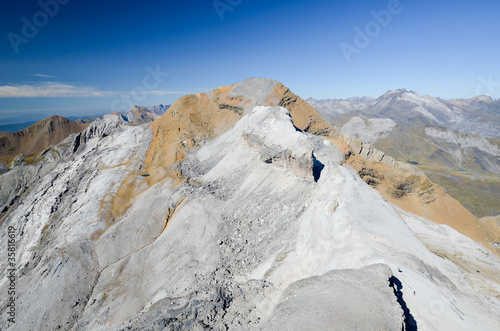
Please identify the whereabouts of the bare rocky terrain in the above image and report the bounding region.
[0,79,499,330]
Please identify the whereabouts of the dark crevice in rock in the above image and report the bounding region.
[71,132,82,154]
[390,276,418,331]
[312,154,324,182]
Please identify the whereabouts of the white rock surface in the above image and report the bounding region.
[0,105,499,330]
[340,115,396,143]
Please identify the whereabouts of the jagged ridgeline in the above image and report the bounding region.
[0,78,499,330]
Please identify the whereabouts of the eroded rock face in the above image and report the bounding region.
[242,107,316,179]
[0,79,499,330]
[0,115,153,330]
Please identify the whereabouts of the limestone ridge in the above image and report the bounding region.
[340,132,422,175]
[147,77,498,250]
[147,77,498,247]
[0,78,499,330]
[145,77,422,181]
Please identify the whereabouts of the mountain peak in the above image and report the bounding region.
[470,95,494,103]
[381,88,417,99]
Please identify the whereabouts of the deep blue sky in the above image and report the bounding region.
[1,0,499,121]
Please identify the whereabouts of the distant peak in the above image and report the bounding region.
[36,115,70,125]
[235,77,281,86]
[227,77,282,105]
[471,95,494,103]
[381,88,418,99]
[128,105,144,111]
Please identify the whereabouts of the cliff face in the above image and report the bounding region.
[0,79,499,330]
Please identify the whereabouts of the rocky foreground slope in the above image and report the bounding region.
[0,78,499,330]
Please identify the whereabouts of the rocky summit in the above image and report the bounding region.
[0,78,499,330]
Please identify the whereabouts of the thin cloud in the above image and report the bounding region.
[0,82,189,98]
[31,74,56,78]
[0,82,105,98]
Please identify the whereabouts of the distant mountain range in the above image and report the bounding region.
[0,105,171,133]
[308,90,500,217]
[307,90,500,138]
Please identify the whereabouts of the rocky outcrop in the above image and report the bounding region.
[0,157,55,216]
[241,107,317,179]
[66,114,125,155]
